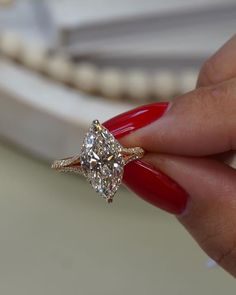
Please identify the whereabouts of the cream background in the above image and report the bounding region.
[0,142,235,294]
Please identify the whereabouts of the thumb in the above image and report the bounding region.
[144,153,236,277]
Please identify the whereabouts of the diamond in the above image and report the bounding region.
[85,134,95,148]
[80,120,125,201]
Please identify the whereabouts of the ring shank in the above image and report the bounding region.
[121,147,145,164]
[52,147,145,173]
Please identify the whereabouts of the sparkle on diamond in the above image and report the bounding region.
[80,120,124,201]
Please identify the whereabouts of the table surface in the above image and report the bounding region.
[0,141,235,294]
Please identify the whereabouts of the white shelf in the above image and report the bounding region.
[0,59,132,159]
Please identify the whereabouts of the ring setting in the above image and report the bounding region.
[51,120,145,203]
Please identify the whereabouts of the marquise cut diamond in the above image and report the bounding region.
[80,120,125,202]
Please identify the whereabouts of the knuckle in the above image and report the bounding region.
[207,81,236,123]
[173,80,235,119]
[200,230,236,269]
[198,209,236,272]
[198,58,219,86]
[197,81,232,109]
[208,82,231,104]
[215,242,236,267]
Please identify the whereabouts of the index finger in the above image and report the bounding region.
[121,79,236,157]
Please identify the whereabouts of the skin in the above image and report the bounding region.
[122,35,236,277]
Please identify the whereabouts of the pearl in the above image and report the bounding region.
[20,43,47,71]
[46,54,74,83]
[73,63,98,92]
[99,68,124,99]
[151,71,178,99]
[0,31,22,59]
[124,70,150,101]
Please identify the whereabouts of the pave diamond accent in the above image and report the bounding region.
[80,120,125,202]
[51,120,145,203]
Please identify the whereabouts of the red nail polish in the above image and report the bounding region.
[123,161,187,214]
[103,102,188,214]
[104,102,169,139]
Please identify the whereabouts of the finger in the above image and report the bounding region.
[143,153,236,277]
[122,79,236,156]
[214,151,236,169]
[104,102,190,214]
[197,34,236,87]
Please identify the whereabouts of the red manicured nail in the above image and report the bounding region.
[104,102,169,139]
[103,102,188,214]
[123,161,187,214]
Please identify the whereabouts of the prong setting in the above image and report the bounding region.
[92,119,102,132]
[52,120,145,203]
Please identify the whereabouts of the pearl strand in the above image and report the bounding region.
[0,30,198,102]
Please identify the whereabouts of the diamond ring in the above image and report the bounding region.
[51,120,145,203]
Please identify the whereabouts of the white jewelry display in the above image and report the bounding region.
[0,32,199,101]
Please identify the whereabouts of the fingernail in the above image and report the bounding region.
[104,102,169,139]
[123,160,187,214]
[103,102,188,214]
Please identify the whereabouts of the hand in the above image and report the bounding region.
[104,35,236,277]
